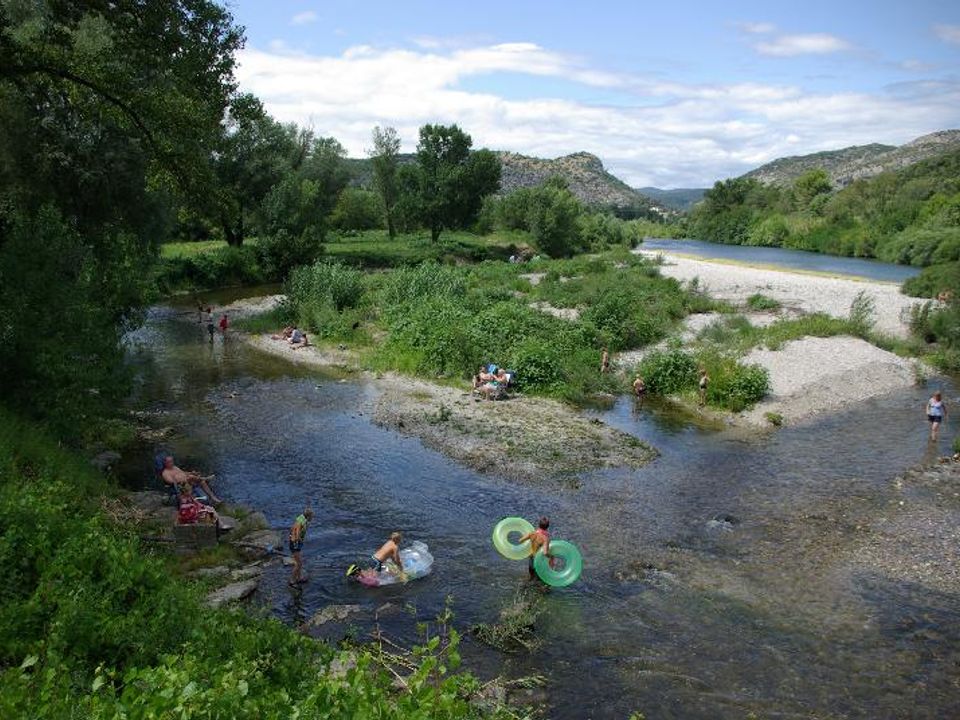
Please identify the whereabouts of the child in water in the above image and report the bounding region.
[519,517,551,580]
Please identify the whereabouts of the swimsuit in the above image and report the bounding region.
[288,514,308,553]
[527,529,550,569]
[928,399,944,423]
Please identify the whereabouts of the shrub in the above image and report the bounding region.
[848,290,876,337]
[508,339,565,392]
[746,293,781,311]
[288,260,365,313]
[380,262,466,308]
[639,349,698,395]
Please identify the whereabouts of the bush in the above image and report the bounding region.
[257,228,324,277]
[639,349,698,395]
[288,260,365,313]
[380,262,466,308]
[330,188,382,232]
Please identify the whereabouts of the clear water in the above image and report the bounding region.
[642,238,920,284]
[122,297,960,719]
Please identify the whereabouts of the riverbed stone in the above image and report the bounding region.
[90,450,121,472]
[305,604,362,628]
[241,511,269,532]
[173,522,218,551]
[188,565,231,580]
[234,529,280,557]
[205,579,259,608]
[230,565,263,581]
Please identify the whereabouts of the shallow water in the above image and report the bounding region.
[642,238,920,283]
[122,297,960,719]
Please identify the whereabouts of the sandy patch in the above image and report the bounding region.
[640,252,919,338]
[740,336,919,426]
[529,301,580,321]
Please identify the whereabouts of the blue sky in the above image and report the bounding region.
[227,0,960,187]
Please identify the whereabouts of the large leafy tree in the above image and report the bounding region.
[212,94,298,246]
[406,124,501,242]
[0,0,243,438]
[369,126,402,238]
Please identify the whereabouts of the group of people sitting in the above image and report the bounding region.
[159,455,227,530]
[271,326,310,349]
[472,363,514,400]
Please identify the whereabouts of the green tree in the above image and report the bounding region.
[526,177,584,258]
[212,95,297,246]
[0,0,243,437]
[408,124,501,242]
[369,125,402,238]
[792,168,832,209]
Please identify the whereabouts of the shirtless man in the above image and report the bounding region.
[348,532,405,580]
[600,347,610,374]
[519,516,551,581]
[160,455,221,504]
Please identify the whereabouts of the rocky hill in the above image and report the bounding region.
[496,151,663,214]
[742,130,960,188]
[345,151,666,216]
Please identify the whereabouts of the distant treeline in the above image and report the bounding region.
[684,150,960,282]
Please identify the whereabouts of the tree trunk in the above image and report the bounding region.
[386,211,396,240]
[221,208,244,247]
[431,222,441,243]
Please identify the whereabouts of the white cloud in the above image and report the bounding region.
[290,11,318,26]
[756,33,851,57]
[236,42,960,187]
[934,24,960,45]
[738,22,776,34]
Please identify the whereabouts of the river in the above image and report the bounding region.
[121,291,960,720]
[642,238,920,284]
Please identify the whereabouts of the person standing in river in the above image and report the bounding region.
[288,508,315,586]
[926,391,947,441]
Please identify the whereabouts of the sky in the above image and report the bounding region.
[227,0,960,188]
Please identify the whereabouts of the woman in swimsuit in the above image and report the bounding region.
[926,391,947,441]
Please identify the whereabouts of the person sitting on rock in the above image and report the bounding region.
[177,483,220,527]
[161,455,221,504]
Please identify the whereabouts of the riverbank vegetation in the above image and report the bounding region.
[244,249,785,413]
[0,410,522,719]
[686,150,960,275]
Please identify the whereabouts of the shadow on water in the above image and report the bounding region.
[121,297,960,719]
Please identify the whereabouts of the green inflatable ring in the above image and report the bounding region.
[533,540,582,587]
[492,517,535,560]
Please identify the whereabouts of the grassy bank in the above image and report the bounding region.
[0,409,514,719]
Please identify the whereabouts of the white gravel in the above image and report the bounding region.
[640,252,920,338]
[740,336,919,426]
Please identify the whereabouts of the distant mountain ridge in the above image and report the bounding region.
[638,187,707,211]
[742,130,960,188]
[345,150,666,216]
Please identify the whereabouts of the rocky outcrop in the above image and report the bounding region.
[742,129,960,188]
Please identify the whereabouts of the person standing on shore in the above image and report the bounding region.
[288,508,315,586]
[698,368,709,407]
[600,347,610,374]
[926,391,947,441]
[219,313,229,334]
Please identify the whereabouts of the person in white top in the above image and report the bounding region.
[926,391,947,441]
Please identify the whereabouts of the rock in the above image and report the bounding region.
[218,515,239,532]
[234,529,281,558]
[305,604,362,628]
[375,602,401,618]
[188,565,230,580]
[326,652,358,680]
[90,450,121,472]
[230,565,263,581]
[508,687,549,709]
[173,522,218,551]
[205,579,259,608]
[472,681,507,713]
[241,511,269,532]
[127,491,167,515]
